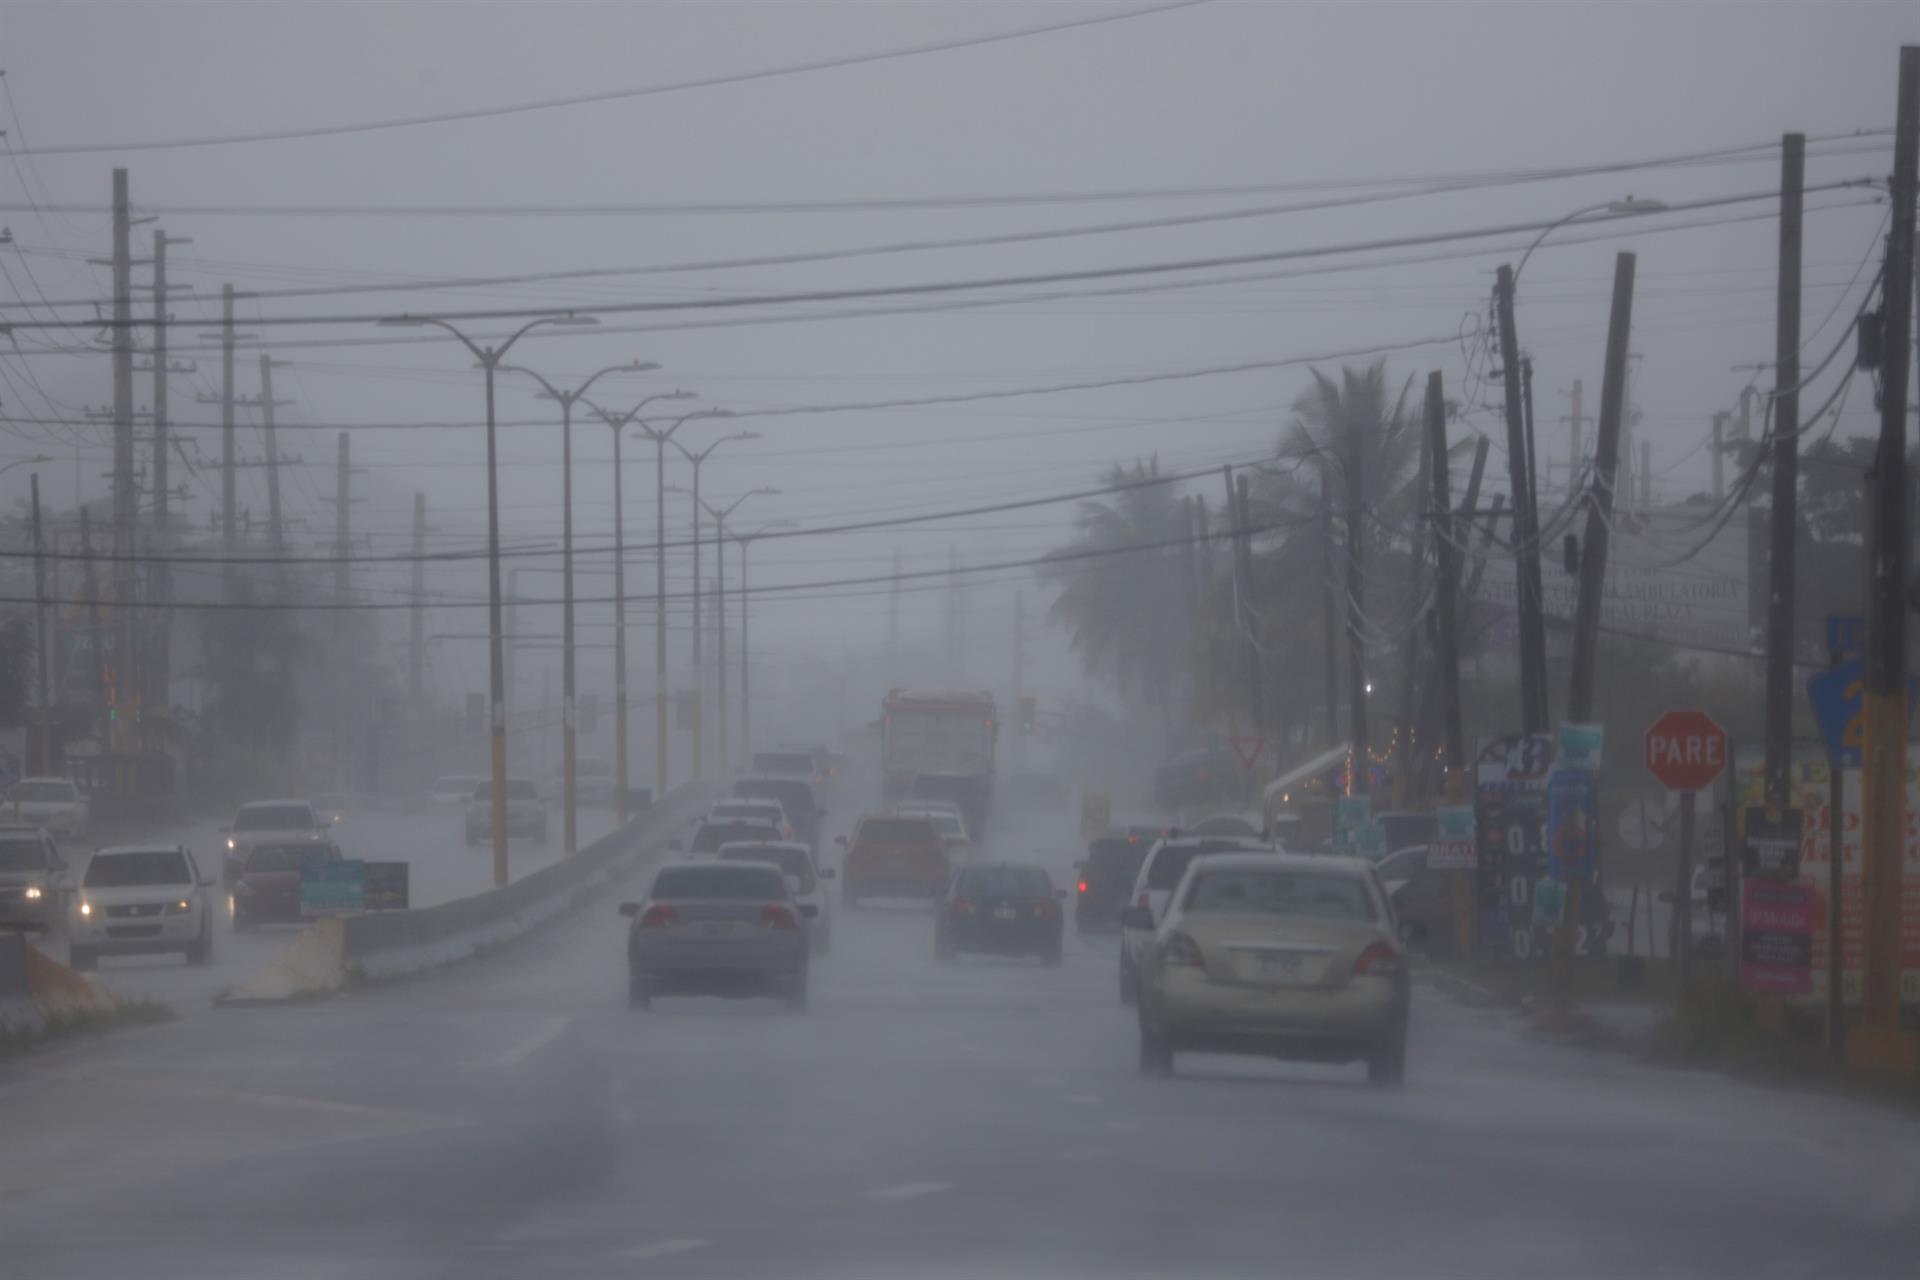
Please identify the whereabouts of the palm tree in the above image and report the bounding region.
[1037,458,1189,748]
[1282,361,1420,791]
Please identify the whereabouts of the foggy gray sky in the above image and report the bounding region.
[1,0,1913,714]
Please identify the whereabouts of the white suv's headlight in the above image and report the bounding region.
[23,885,42,900]
[77,900,92,917]
[164,899,193,915]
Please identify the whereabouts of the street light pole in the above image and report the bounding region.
[678,487,779,779]
[630,408,732,800]
[377,311,597,886]
[504,360,661,854]
[734,519,793,769]
[586,392,700,817]
[670,430,761,777]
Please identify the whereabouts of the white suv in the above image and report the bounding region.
[6,776,88,839]
[70,844,215,970]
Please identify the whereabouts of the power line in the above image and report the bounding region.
[0,1,1213,157]
[0,180,1872,333]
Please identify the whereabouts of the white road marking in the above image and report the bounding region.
[1065,1092,1102,1105]
[614,1237,712,1260]
[492,1016,572,1069]
[865,1180,955,1201]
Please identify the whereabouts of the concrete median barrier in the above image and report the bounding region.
[1,932,131,1041]
[219,784,704,1003]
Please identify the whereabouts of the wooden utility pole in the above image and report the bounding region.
[887,546,901,675]
[1318,467,1340,752]
[1494,265,1549,734]
[1764,133,1805,808]
[258,355,284,556]
[1563,379,1585,485]
[1342,427,1370,793]
[1852,48,1919,1072]
[334,433,351,599]
[109,167,135,749]
[1711,413,1727,500]
[1424,373,1464,782]
[1394,418,1431,807]
[410,493,426,702]
[1226,467,1265,744]
[1568,254,1637,723]
[31,474,50,772]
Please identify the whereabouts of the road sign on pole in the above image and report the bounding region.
[1644,710,1729,793]
[1230,736,1265,771]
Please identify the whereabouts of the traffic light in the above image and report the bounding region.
[1018,695,1037,735]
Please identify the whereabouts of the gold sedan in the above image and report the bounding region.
[1126,852,1419,1086]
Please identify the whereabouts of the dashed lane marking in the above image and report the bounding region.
[491,1016,572,1069]
[613,1238,713,1260]
[864,1181,956,1201]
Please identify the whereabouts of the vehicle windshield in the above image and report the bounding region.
[1145,841,1265,891]
[957,866,1051,898]
[1086,838,1151,888]
[712,801,783,823]
[856,818,938,846]
[1183,869,1377,922]
[734,779,814,815]
[718,844,814,888]
[651,865,787,900]
[246,844,338,874]
[234,804,315,831]
[692,821,779,854]
[751,751,815,776]
[0,837,46,873]
[85,851,191,887]
[10,781,75,803]
[904,809,964,837]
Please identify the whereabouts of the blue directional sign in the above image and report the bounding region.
[1826,614,1865,658]
[1805,660,1920,767]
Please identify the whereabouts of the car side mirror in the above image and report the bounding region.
[1119,906,1155,931]
[798,903,819,919]
[618,902,641,918]
[819,867,837,880]
[667,838,684,853]
[1397,919,1427,944]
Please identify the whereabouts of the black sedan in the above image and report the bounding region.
[935,864,1065,965]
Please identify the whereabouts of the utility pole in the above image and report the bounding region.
[1318,467,1341,755]
[1853,47,1919,1071]
[1568,254,1637,724]
[1639,440,1652,511]
[196,285,245,553]
[1425,374,1466,781]
[31,474,50,772]
[888,546,901,675]
[714,534,728,775]
[1712,413,1727,500]
[1226,468,1264,746]
[258,355,285,557]
[334,433,352,598]
[1495,265,1549,734]
[945,547,959,675]
[1394,418,1432,807]
[109,167,136,751]
[1765,133,1805,807]
[144,228,189,715]
[1563,379,1585,485]
[409,493,426,702]
[1342,428,1370,793]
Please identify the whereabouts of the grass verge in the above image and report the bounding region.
[0,998,175,1057]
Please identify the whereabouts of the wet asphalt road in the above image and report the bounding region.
[2,803,1917,1279]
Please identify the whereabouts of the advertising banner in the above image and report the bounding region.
[1741,880,1814,995]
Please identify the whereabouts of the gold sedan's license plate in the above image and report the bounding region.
[1252,951,1304,981]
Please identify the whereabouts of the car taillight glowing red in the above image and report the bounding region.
[761,904,798,930]
[639,904,678,929]
[1354,941,1400,976]
[1077,879,1088,894]
[952,898,976,918]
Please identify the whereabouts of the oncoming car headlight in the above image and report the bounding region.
[23,885,42,900]
[227,837,237,850]
[78,900,92,917]
[164,899,192,915]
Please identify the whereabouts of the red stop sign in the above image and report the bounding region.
[1644,709,1729,791]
